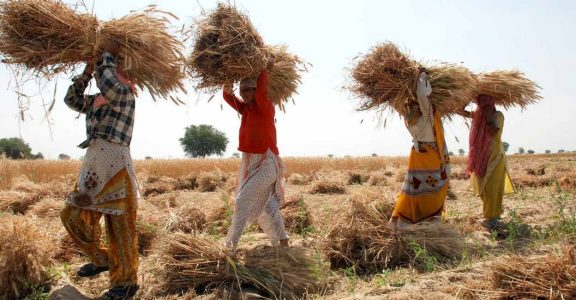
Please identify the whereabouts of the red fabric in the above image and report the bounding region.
[223,70,279,155]
[467,94,496,177]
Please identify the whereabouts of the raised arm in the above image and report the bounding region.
[222,84,247,113]
[64,64,95,114]
[415,72,432,117]
[254,69,271,109]
[94,52,133,111]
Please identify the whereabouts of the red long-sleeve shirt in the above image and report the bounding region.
[223,70,279,155]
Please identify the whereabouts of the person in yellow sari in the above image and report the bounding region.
[390,71,451,226]
[461,94,515,230]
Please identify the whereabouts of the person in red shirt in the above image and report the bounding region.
[222,58,289,252]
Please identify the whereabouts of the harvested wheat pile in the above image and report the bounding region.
[198,171,228,192]
[513,175,553,188]
[206,199,234,235]
[0,190,29,213]
[348,42,477,117]
[0,0,186,100]
[490,248,576,299]
[174,175,199,191]
[281,197,313,235]
[27,196,64,218]
[347,171,370,185]
[559,175,576,191]
[142,176,177,197]
[526,166,546,176]
[164,204,207,234]
[136,200,168,255]
[367,171,389,186]
[323,200,463,274]
[189,3,266,92]
[477,70,542,109]
[0,178,68,214]
[158,232,320,298]
[266,44,308,111]
[309,180,347,195]
[287,173,311,185]
[0,214,56,299]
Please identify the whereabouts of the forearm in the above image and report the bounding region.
[64,73,92,113]
[95,52,132,108]
[223,90,245,113]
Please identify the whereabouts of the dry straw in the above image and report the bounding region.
[491,248,576,299]
[348,42,478,117]
[266,44,308,111]
[188,4,307,109]
[0,214,56,299]
[323,200,463,274]
[158,232,319,299]
[477,70,542,109]
[281,197,313,235]
[189,3,267,92]
[0,0,186,101]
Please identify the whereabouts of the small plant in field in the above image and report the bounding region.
[505,210,522,248]
[374,269,391,286]
[408,240,439,272]
[23,283,49,300]
[342,266,359,292]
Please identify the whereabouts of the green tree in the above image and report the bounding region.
[58,153,71,160]
[558,149,565,153]
[458,149,465,156]
[30,152,43,160]
[502,141,510,153]
[0,137,32,159]
[527,150,535,154]
[518,147,525,154]
[545,149,551,154]
[179,125,228,158]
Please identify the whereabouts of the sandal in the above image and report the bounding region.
[101,285,139,300]
[77,263,109,277]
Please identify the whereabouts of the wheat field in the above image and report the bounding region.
[1,153,575,299]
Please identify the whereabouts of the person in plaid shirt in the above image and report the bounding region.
[60,40,140,300]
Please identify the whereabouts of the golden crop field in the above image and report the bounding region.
[1,153,575,299]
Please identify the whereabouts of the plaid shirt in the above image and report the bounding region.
[64,53,135,149]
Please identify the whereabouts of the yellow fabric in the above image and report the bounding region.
[470,111,516,219]
[392,112,450,223]
[61,168,138,288]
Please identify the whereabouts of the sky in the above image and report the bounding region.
[1,0,575,159]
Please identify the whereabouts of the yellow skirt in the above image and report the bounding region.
[471,156,515,219]
[391,144,450,224]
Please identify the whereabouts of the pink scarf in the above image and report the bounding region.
[467,94,496,177]
[94,71,137,108]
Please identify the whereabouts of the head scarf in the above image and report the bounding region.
[467,94,496,177]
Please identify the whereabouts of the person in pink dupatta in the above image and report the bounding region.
[459,94,515,231]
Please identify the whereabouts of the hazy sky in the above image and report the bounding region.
[1,0,574,159]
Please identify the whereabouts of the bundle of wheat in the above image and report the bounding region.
[0,0,186,101]
[158,233,320,298]
[0,214,56,299]
[323,200,463,274]
[477,70,542,109]
[491,248,576,299]
[348,42,478,117]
